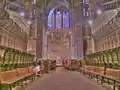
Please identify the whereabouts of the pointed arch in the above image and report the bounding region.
[46,0,72,29]
[45,0,69,16]
[56,11,62,28]
[63,11,69,28]
[47,8,55,29]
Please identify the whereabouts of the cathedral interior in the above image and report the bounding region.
[0,0,120,90]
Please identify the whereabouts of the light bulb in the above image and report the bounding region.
[97,9,102,15]
[27,21,32,25]
[20,12,25,16]
[88,20,93,25]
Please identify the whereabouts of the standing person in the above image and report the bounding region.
[33,58,37,74]
[54,60,56,69]
[37,60,41,75]
[40,61,44,75]
[33,60,41,77]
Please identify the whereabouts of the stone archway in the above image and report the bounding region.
[42,0,72,60]
[45,0,69,16]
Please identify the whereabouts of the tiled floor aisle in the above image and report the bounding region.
[26,67,105,90]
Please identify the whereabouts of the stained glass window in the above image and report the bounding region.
[47,8,71,29]
[48,15,52,28]
[56,11,62,28]
[48,8,55,29]
[63,12,69,28]
[83,0,90,17]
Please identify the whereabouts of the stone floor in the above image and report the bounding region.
[25,67,106,90]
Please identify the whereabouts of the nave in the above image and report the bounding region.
[26,67,105,90]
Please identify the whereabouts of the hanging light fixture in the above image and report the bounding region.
[20,12,25,16]
[27,20,32,25]
[88,20,93,25]
[97,9,102,15]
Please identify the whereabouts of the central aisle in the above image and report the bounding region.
[26,67,105,90]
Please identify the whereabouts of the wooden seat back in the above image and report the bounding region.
[106,68,120,79]
[84,65,105,75]
[94,67,104,74]
[85,65,95,72]
[17,68,29,76]
[28,66,34,73]
[0,70,17,82]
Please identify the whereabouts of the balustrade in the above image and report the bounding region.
[0,45,35,72]
[85,47,120,69]
[0,45,36,90]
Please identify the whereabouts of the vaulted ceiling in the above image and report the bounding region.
[2,0,81,35]
[7,0,82,14]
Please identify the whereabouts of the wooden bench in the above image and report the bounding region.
[0,70,20,90]
[17,67,35,83]
[83,66,96,77]
[80,65,105,82]
[28,66,34,74]
[79,65,95,79]
[17,68,29,76]
[0,68,35,90]
[27,66,35,80]
[87,66,104,81]
[28,66,35,80]
[100,69,120,90]
[80,66,120,90]
[87,66,104,79]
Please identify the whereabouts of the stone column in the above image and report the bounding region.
[84,26,92,54]
[75,44,78,58]
[70,9,76,58]
[72,0,84,59]
[91,37,95,53]
[71,33,74,59]
[117,32,119,47]
[69,34,72,58]
[68,34,72,58]
[36,13,45,58]
[43,30,48,59]
[74,24,84,58]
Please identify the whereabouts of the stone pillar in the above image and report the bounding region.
[69,34,72,58]
[74,24,84,58]
[75,44,77,58]
[36,13,45,58]
[91,37,95,53]
[43,30,48,59]
[68,34,72,58]
[116,32,119,47]
[45,34,48,58]
[70,8,76,58]
[71,33,74,58]
[72,0,84,59]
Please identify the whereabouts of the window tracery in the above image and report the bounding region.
[47,8,70,29]
[56,11,62,28]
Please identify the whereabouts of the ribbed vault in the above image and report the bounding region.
[45,0,69,16]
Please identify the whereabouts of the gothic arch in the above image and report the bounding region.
[47,6,71,29]
[45,0,69,16]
